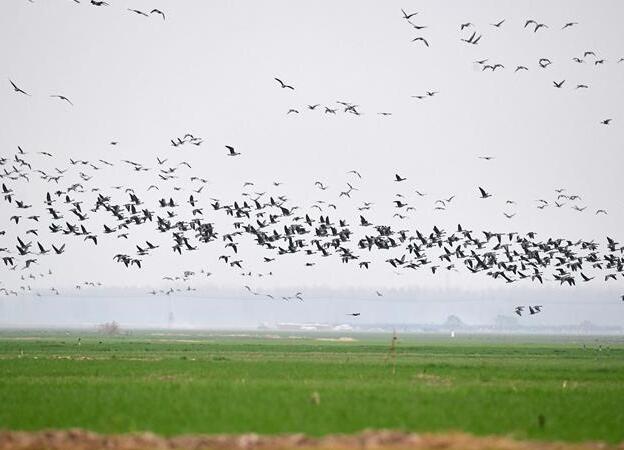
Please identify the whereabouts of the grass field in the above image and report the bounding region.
[0,331,623,444]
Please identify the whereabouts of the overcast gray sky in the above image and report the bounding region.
[0,0,623,328]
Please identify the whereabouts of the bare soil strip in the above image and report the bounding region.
[0,430,622,450]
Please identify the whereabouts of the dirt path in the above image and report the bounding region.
[0,430,621,450]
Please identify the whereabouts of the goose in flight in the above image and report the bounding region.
[9,80,29,96]
[461,31,482,45]
[412,37,429,47]
[401,9,418,20]
[314,181,329,190]
[127,8,148,16]
[226,145,240,156]
[150,9,165,20]
[274,78,294,90]
[395,174,407,182]
[524,19,537,28]
[50,94,73,105]
[478,187,492,198]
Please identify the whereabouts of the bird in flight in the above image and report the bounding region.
[347,312,361,317]
[412,37,429,47]
[274,78,294,90]
[600,119,612,125]
[395,174,407,182]
[226,145,240,156]
[127,8,148,17]
[401,9,418,20]
[479,187,492,198]
[562,22,578,30]
[461,31,482,45]
[491,19,505,28]
[50,94,73,105]
[9,80,29,96]
[150,9,166,20]
[553,80,565,88]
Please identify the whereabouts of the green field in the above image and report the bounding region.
[0,331,623,443]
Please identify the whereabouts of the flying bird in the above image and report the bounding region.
[395,174,407,182]
[127,8,148,16]
[411,37,429,47]
[478,187,492,198]
[50,94,73,105]
[226,145,240,156]
[9,80,29,96]
[401,9,418,20]
[274,78,294,90]
[150,9,166,20]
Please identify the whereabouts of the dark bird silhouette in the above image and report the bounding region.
[479,187,492,198]
[401,9,418,20]
[226,145,240,156]
[150,9,166,20]
[50,94,73,105]
[9,80,29,96]
[412,37,429,47]
[127,8,148,16]
[274,78,294,90]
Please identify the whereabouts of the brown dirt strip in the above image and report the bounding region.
[0,430,622,450]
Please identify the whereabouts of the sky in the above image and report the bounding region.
[0,0,623,328]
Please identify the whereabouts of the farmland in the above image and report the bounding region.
[0,331,622,445]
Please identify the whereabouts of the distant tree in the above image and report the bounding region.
[444,315,465,328]
[99,321,121,335]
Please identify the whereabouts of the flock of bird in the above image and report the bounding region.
[2,4,623,321]
[2,142,623,315]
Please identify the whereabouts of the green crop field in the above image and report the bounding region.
[0,331,623,444]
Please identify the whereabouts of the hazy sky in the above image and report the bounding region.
[1,0,623,327]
